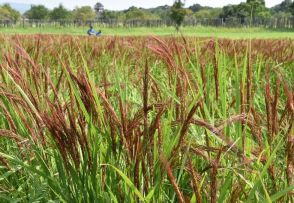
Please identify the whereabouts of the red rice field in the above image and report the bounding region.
[0,35,293,202]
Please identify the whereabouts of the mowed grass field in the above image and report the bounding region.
[0,34,293,202]
[1,26,294,38]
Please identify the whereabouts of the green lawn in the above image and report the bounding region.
[0,26,294,38]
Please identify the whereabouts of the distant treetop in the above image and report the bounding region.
[3,0,294,22]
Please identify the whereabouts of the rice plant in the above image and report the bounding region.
[0,35,293,202]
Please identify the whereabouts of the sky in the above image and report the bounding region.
[0,0,285,10]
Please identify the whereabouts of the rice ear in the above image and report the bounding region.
[159,152,185,203]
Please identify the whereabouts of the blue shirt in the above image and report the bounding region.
[87,28,96,35]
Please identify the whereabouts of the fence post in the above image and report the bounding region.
[5,17,294,31]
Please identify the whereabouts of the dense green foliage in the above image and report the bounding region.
[24,5,49,20]
[0,4,20,21]
[72,6,96,21]
[2,0,294,23]
[49,4,71,20]
[220,0,270,19]
[125,7,160,21]
[170,0,187,31]
[271,0,293,17]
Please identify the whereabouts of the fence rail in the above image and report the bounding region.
[1,17,294,29]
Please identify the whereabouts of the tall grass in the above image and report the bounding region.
[0,35,293,202]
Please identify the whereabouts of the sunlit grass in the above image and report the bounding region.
[0,26,294,38]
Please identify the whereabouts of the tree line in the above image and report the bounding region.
[0,0,294,24]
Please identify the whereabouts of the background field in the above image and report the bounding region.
[1,26,294,38]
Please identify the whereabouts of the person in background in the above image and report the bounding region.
[87,25,102,36]
[96,30,102,36]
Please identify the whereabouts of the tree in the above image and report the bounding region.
[50,4,71,20]
[246,0,268,19]
[124,6,159,21]
[146,5,171,20]
[220,5,236,18]
[188,4,212,13]
[192,8,222,19]
[236,3,251,19]
[220,0,270,20]
[170,0,187,31]
[72,6,96,21]
[100,10,126,21]
[24,5,49,20]
[291,1,294,16]
[0,6,10,20]
[279,0,292,11]
[0,4,20,21]
[94,2,104,19]
[272,0,292,17]
[100,10,116,20]
[188,4,203,13]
